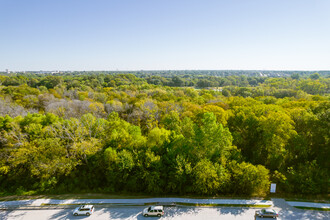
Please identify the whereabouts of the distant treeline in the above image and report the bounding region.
[2,70,330,77]
[0,72,329,196]
[1,71,329,92]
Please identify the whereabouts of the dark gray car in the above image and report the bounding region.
[255,209,278,218]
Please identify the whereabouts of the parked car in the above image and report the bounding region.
[255,208,278,218]
[73,205,94,216]
[143,205,164,217]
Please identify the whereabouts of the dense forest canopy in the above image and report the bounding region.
[0,71,329,196]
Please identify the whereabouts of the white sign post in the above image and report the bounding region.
[270,183,276,193]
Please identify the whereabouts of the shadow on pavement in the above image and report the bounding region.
[165,207,199,218]
[48,208,94,220]
[108,208,141,219]
[272,198,329,220]
[217,207,249,216]
[0,210,27,220]
[136,213,161,220]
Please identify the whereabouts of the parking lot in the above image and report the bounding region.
[1,205,329,220]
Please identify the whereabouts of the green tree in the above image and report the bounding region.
[194,112,233,162]
[193,159,220,195]
[228,161,270,195]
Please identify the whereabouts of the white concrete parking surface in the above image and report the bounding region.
[0,205,329,220]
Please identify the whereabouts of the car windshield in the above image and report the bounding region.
[148,207,151,211]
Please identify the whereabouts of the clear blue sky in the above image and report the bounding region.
[1,0,330,71]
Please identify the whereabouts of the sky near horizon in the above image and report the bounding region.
[1,0,330,71]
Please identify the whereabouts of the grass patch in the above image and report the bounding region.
[0,192,270,201]
[293,206,330,211]
[41,203,82,206]
[175,202,271,208]
[272,193,329,203]
[41,203,145,207]
[0,192,273,203]
[40,202,270,208]
[144,202,159,206]
[286,199,329,203]
[0,193,152,201]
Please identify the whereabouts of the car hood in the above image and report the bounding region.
[73,207,79,213]
[142,208,148,214]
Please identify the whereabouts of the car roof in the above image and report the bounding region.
[81,205,94,208]
[151,206,163,209]
[264,208,275,212]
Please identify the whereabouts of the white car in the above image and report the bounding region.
[143,205,164,217]
[73,205,94,216]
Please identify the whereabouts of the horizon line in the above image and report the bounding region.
[2,69,329,72]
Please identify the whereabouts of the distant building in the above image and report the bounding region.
[38,70,60,74]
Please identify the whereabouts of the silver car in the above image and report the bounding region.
[255,208,278,218]
[73,205,94,216]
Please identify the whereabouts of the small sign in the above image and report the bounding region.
[270,183,276,193]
